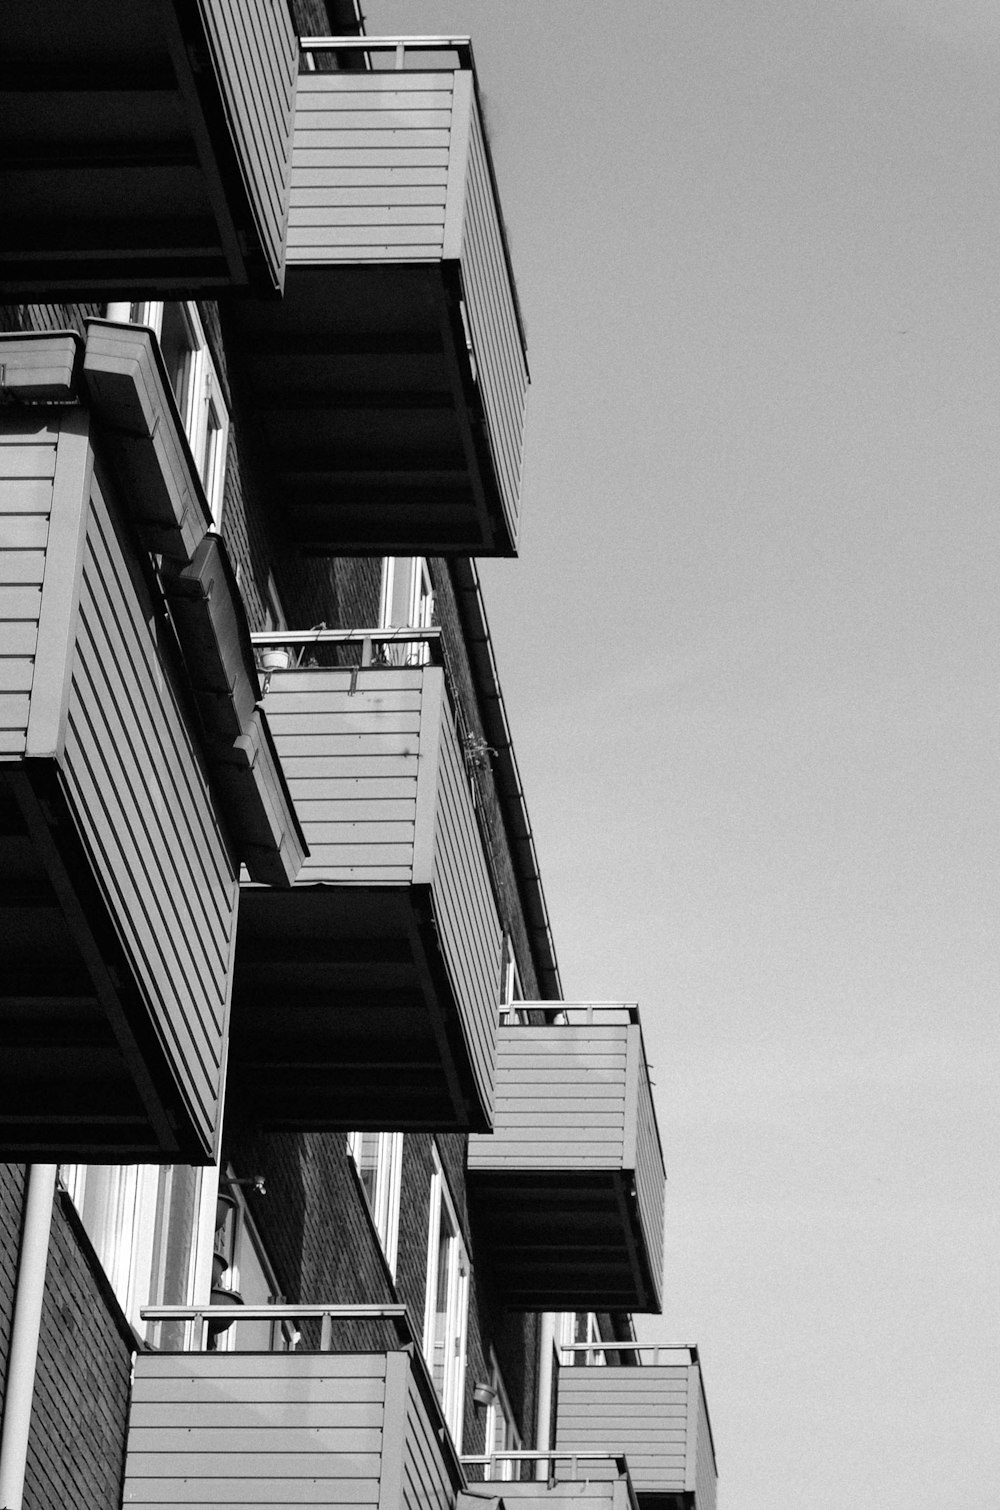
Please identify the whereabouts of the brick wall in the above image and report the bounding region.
[395,1134,540,1454]
[222,1128,396,1353]
[23,1193,134,1510]
[0,304,102,336]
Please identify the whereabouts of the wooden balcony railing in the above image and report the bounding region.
[467,1006,666,1311]
[555,1345,718,1510]
[126,1305,463,1510]
[228,36,529,555]
[229,635,503,1132]
[0,327,302,1161]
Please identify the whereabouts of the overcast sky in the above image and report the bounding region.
[366,4,1000,1504]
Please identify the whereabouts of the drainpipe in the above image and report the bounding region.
[104,302,131,323]
[0,1165,57,1510]
[534,1311,556,1480]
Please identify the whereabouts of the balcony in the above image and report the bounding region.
[229,632,503,1132]
[227,37,528,556]
[0,0,296,297]
[555,1346,717,1510]
[125,1305,463,1510]
[0,326,303,1161]
[467,1007,665,1311]
[462,1453,639,1510]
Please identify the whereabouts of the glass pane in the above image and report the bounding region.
[433,1201,455,1398]
[159,304,195,419]
[149,1166,200,1350]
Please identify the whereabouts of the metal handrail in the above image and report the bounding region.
[461,1450,630,1478]
[300,35,475,69]
[250,626,444,667]
[559,1342,700,1366]
[502,1002,640,1025]
[140,1302,411,1352]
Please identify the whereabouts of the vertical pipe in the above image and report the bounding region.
[103,302,132,323]
[534,1311,556,1480]
[0,1164,57,1510]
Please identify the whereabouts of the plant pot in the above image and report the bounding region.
[207,1285,244,1341]
[215,1191,237,1236]
[260,647,292,671]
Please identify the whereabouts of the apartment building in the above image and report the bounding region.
[0,3,718,1508]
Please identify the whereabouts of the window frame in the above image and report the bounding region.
[379,556,435,665]
[59,1161,215,1342]
[115,299,229,529]
[423,1149,470,1448]
[347,1130,403,1278]
[557,1310,608,1367]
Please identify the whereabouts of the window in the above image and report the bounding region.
[484,1353,521,1479]
[348,1131,403,1277]
[110,300,229,528]
[158,303,228,528]
[379,556,435,664]
[59,1162,213,1344]
[423,1151,470,1447]
[557,1311,607,1366]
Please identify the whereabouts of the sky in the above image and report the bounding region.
[364,4,1000,1504]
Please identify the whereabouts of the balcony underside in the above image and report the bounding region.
[0,767,211,1161]
[229,883,492,1132]
[0,0,291,296]
[468,1171,659,1311]
[226,263,514,554]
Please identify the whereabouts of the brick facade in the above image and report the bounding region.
[22,1194,134,1510]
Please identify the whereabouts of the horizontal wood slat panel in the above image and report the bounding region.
[60,467,236,1153]
[0,550,46,583]
[291,167,449,188]
[189,0,297,291]
[289,207,447,228]
[0,658,34,692]
[290,189,447,210]
[288,74,452,263]
[297,73,457,93]
[126,1449,382,1475]
[469,1024,628,1171]
[429,687,501,1122]
[132,1354,388,1384]
[0,416,54,749]
[120,1479,379,1505]
[128,1401,384,1429]
[125,1350,460,1510]
[556,1363,716,1507]
[0,518,49,550]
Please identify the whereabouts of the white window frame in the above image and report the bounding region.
[113,300,229,529]
[59,1162,216,1341]
[423,1149,470,1448]
[557,1310,607,1367]
[347,1130,403,1278]
[379,556,435,665]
